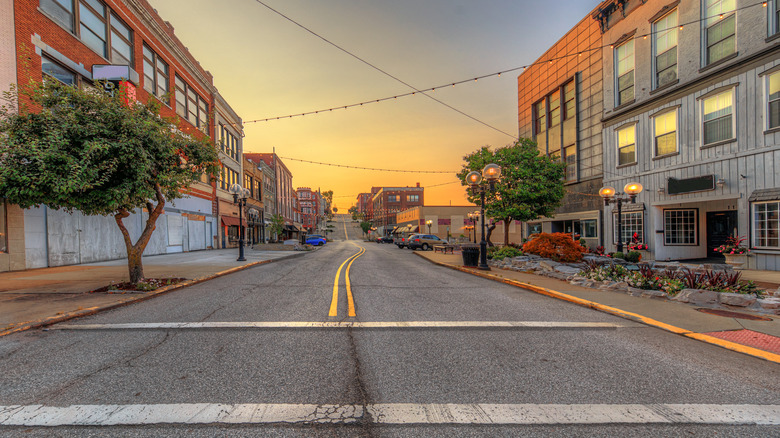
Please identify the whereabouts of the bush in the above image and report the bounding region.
[624,251,641,263]
[611,251,624,260]
[522,233,586,262]
[490,246,523,261]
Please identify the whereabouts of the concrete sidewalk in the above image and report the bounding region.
[0,248,303,336]
[416,251,780,364]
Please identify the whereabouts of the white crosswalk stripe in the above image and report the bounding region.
[1,403,778,426]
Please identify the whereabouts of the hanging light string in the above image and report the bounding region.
[250,0,517,139]
[245,1,767,125]
[280,156,456,173]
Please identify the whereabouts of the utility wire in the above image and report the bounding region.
[250,0,518,139]
[280,156,456,173]
[245,1,766,126]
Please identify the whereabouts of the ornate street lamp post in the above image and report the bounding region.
[599,182,643,253]
[229,183,250,262]
[466,163,502,270]
[426,219,433,234]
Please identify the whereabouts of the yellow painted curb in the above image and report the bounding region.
[0,253,306,338]
[415,252,780,365]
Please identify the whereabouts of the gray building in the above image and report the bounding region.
[214,92,244,249]
[518,5,605,249]
[597,0,780,269]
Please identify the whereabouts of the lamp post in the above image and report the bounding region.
[599,182,644,253]
[426,219,433,234]
[229,183,250,262]
[466,163,502,270]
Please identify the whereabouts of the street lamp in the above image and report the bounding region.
[229,183,250,262]
[467,163,502,270]
[599,182,643,253]
[426,219,433,234]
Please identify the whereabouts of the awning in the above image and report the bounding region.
[221,216,247,227]
[409,225,419,233]
[284,224,300,232]
[749,188,780,202]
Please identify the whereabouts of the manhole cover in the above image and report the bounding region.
[696,308,773,321]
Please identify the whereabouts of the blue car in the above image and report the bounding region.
[306,237,327,246]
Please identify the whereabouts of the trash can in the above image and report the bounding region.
[461,244,480,267]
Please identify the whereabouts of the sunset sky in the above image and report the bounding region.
[146,0,601,211]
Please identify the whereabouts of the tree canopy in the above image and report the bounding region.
[0,80,220,282]
[457,139,566,246]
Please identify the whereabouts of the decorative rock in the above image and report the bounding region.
[554,266,582,276]
[758,298,780,310]
[718,293,757,307]
[611,281,629,291]
[641,289,668,300]
[672,289,719,305]
[627,287,645,297]
[539,260,561,271]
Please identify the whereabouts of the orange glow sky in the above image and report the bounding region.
[146,0,600,211]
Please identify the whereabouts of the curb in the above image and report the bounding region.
[415,252,780,364]
[0,252,306,338]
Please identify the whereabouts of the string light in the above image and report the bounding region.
[244,1,765,124]
[280,156,456,174]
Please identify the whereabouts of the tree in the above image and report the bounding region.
[322,190,334,219]
[359,220,372,238]
[268,214,285,242]
[457,139,566,246]
[348,205,362,221]
[0,80,219,283]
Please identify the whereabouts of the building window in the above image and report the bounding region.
[79,0,107,57]
[42,55,77,85]
[615,39,634,106]
[653,9,678,88]
[753,201,780,248]
[581,219,597,238]
[616,124,636,166]
[407,194,419,202]
[563,81,576,120]
[109,13,132,66]
[768,71,780,130]
[219,124,238,159]
[175,75,209,132]
[654,109,677,156]
[142,45,168,100]
[702,89,734,145]
[549,90,561,128]
[41,0,75,32]
[613,211,643,244]
[528,223,542,235]
[703,0,736,66]
[388,195,399,202]
[564,144,576,181]
[245,175,253,198]
[0,200,6,253]
[664,209,698,245]
[773,0,780,36]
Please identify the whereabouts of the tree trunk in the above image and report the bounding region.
[504,219,512,246]
[486,223,496,247]
[114,184,166,284]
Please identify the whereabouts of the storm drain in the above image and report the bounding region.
[696,308,772,321]
[702,329,780,355]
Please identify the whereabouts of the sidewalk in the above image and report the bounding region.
[416,251,780,364]
[0,248,303,336]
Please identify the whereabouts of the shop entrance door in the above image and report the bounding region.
[706,211,738,258]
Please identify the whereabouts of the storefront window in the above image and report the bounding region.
[614,211,643,244]
[528,223,542,235]
[664,209,698,245]
[753,201,780,248]
[582,219,597,238]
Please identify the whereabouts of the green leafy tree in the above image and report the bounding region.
[0,80,219,283]
[348,205,362,221]
[322,190,334,219]
[457,139,566,246]
[359,220,372,238]
[268,214,285,242]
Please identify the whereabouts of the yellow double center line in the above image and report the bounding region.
[329,245,365,317]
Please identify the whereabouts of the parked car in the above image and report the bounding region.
[376,235,393,243]
[406,234,446,251]
[305,236,327,246]
[308,234,328,242]
[394,233,412,248]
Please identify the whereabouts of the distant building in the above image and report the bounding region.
[243,158,264,245]
[244,153,299,239]
[297,187,319,233]
[371,184,424,232]
[355,193,372,220]
[215,93,244,249]
[394,206,523,244]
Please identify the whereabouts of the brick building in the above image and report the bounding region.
[0,0,242,271]
[371,184,425,233]
[243,158,264,245]
[297,187,320,233]
[244,153,299,239]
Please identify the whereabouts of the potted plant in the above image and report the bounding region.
[714,236,750,270]
[627,232,651,261]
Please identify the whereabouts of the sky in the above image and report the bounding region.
[146,0,602,211]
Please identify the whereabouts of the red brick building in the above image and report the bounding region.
[296,187,319,232]
[1,0,239,271]
[371,184,424,231]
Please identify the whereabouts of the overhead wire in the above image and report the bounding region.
[244,1,767,128]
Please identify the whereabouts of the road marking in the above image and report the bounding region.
[54,321,632,330]
[1,403,778,426]
[345,246,365,317]
[329,247,363,317]
[343,217,349,240]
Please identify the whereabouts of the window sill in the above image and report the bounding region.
[764,126,780,135]
[653,152,679,161]
[616,162,638,169]
[700,138,736,150]
[750,249,780,255]
[699,52,739,74]
[649,79,679,95]
[766,33,780,44]
[613,99,636,112]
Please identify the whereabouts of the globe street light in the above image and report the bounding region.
[599,182,644,253]
[467,163,502,270]
[229,183,249,262]
[426,219,433,234]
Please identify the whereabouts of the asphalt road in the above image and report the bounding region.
[0,240,779,437]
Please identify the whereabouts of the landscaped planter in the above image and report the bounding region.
[723,254,748,270]
[637,250,653,261]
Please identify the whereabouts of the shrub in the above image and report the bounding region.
[612,251,624,260]
[490,246,523,261]
[523,233,586,262]
[624,251,641,263]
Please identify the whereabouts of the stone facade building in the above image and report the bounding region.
[597,0,780,269]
